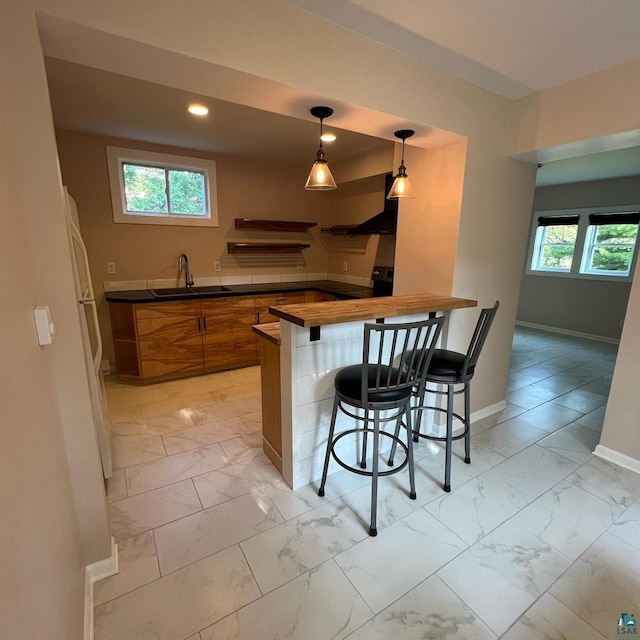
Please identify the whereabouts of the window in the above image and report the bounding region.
[107,146,218,227]
[531,215,579,272]
[580,212,640,276]
[528,208,640,281]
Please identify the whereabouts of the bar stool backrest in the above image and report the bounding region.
[461,300,499,381]
[362,316,445,408]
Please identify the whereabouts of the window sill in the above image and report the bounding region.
[525,270,633,284]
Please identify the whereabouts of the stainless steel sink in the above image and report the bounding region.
[149,286,231,297]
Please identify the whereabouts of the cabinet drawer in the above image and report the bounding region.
[255,291,306,310]
[201,296,256,327]
[136,300,201,320]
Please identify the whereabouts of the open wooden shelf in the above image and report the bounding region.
[234,219,317,232]
[227,242,311,254]
[321,225,370,236]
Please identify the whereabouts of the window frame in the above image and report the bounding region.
[530,215,580,273]
[526,206,640,283]
[106,146,219,227]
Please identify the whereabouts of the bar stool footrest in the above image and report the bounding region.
[412,404,469,441]
[330,428,410,478]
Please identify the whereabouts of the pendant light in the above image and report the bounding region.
[305,106,337,190]
[387,129,415,199]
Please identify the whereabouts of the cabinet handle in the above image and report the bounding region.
[203,317,207,331]
[197,317,201,332]
[276,297,287,303]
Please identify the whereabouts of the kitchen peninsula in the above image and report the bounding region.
[254,293,477,489]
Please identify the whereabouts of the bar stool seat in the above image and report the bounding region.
[318,316,444,537]
[335,365,411,403]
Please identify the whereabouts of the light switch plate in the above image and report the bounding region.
[34,306,55,345]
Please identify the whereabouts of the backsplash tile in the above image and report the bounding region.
[280,274,307,283]
[221,275,253,286]
[252,275,281,284]
[104,280,149,292]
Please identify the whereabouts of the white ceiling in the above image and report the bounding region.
[44,0,640,188]
[44,58,392,168]
[284,0,640,99]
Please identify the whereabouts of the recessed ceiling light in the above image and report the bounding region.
[321,132,336,142]
[188,104,209,116]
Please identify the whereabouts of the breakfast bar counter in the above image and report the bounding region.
[255,293,477,489]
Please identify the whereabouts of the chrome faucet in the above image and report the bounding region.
[178,253,195,288]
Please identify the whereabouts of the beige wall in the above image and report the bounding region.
[56,130,332,364]
[0,6,109,639]
[518,277,631,339]
[395,140,468,297]
[509,59,640,159]
[517,176,640,338]
[600,254,640,461]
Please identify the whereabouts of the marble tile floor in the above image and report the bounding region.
[95,327,640,639]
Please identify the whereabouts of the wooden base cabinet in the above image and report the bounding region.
[109,298,260,383]
[109,290,337,384]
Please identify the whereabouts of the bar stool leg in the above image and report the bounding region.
[360,409,369,469]
[444,384,453,493]
[405,404,417,500]
[318,395,340,497]
[413,392,423,442]
[464,382,471,464]
[387,411,404,466]
[369,410,380,536]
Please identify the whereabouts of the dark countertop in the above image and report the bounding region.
[104,279,374,303]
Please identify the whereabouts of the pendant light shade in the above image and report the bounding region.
[305,106,337,191]
[387,129,415,199]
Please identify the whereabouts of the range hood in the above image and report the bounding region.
[350,174,398,236]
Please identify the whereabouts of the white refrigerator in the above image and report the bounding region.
[65,188,113,479]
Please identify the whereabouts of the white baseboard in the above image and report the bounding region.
[84,537,119,640]
[424,400,507,437]
[471,400,507,423]
[594,444,640,475]
[515,320,620,345]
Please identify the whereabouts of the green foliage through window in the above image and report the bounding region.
[122,163,206,216]
[535,224,578,270]
[583,224,638,274]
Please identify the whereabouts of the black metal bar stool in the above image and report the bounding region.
[318,316,444,536]
[390,301,499,493]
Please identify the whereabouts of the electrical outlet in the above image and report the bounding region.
[619,318,624,328]
[214,261,221,272]
[296,261,303,270]
[342,260,348,272]
[107,262,117,275]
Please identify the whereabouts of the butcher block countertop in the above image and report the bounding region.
[269,293,477,328]
[252,322,281,345]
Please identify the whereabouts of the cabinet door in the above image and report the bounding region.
[255,292,306,324]
[201,296,258,369]
[305,290,337,303]
[136,301,203,379]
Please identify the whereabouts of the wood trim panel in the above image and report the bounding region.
[258,337,282,458]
